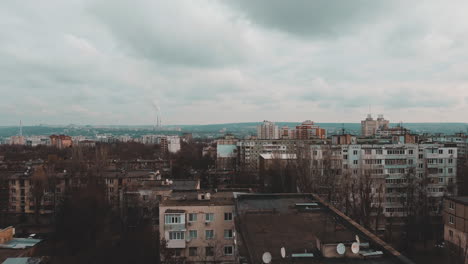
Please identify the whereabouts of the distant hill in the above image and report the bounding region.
[0,122,466,139]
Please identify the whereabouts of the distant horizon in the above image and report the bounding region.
[0,121,467,128]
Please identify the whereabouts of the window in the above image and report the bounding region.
[439,149,443,154]
[224,229,233,239]
[205,230,214,239]
[448,168,454,174]
[353,160,358,165]
[449,230,454,238]
[449,215,455,224]
[189,230,198,239]
[439,178,444,183]
[449,202,455,210]
[438,168,444,174]
[175,249,182,257]
[205,247,214,256]
[419,154,424,159]
[224,246,234,256]
[189,213,198,222]
[142,195,148,201]
[189,247,198,256]
[408,159,413,165]
[169,231,185,240]
[365,149,372,155]
[376,149,383,154]
[353,150,358,155]
[343,155,348,159]
[449,178,454,183]
[224,212,233,221]
[165,214,182,224]
[409,150,414,154]
[449,149,454,154]
[438,159,443,164]
[449,159,453,164]
[205,213,214,222]
[419,164,424,168]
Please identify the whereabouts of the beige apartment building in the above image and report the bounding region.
[159,191,236,264]
[361,114,390,137]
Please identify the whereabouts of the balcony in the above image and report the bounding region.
[164,223,186,232]
[167,239,186,249]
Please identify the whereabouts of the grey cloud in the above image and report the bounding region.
[89,0,250,67]
[224,0,398,38]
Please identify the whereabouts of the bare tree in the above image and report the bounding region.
[31,165,48,224]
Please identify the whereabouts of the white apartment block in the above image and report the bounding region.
[309,143,457,222]
[257,121,279,140]
[159,192,236,264]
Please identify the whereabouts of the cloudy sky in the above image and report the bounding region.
[1,0,468,125]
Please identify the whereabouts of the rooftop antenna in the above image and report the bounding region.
[342,123,345,135]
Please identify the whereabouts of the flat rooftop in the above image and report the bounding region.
[446,196,468,205]
[235,193,414,264]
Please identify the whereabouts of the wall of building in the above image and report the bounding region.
[159,204,236,263]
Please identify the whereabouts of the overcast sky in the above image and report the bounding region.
[1,0,468,125]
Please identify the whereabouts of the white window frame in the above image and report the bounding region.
[205,213,214,222]
[189,213,198,222]
[169,231,185,240]
[449,215,455,224]
[224,212,233,221]
[224,245,234,256]
[449,202,455,210]
[165,214,182,224]
[224,229,233,239]
[205,230,214,240]
[189,230,198,239]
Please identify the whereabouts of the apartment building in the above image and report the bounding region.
[444,196,468,263]
[361,114,389,137]
[308,143,457,231]
[6,169,155,216]
[257,121,279,140]
[49,135,72,149]
[159,191,236,264]
[216,138,238,171]
[295,120,326,139]
[237,139,321,174]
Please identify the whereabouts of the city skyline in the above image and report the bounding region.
[1,0,468,125]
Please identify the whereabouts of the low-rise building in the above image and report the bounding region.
[235,193,415,264]
[159,191,236,264]
[444,196,468,262]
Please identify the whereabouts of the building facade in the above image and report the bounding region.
[444,196,468,263]
[361,114,390,137]
[159,191,236,264]
[295,120,326,139]
[256,121,279,140]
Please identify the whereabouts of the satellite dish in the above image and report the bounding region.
[336,243,346,255]
[355,235,360,244]
[351,242,360,254]
[262,252,272,264]
[280,247,286,258]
